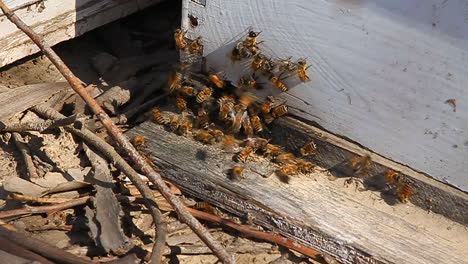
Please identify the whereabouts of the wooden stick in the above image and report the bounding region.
[0,226,91,264]
[0,196,90,219]
[0,3,233,263]
[10,193,73,204]
[12,132,39,178]
[1,115,78,132]
[0,237,56,264]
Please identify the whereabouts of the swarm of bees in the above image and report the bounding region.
[138,27,413,204]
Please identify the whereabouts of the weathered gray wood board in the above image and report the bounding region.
[0,0,161,68]
[127,121,468,264]
[182,0,468,191]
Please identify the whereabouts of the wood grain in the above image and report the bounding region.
[182,0,468,191]
[126,121,468,264]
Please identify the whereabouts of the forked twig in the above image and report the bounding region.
[0,3,232,263]
[12,132,39,179]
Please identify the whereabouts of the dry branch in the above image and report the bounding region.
[10,193,73,204]
[0,2,232,262]
[1,114,78,132]
[0,237,56,264]
[12,132,39,178]
[0,196,91,219]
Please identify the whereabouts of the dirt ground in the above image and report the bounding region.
[0,1,316,263]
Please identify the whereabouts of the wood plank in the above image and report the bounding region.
[126,121,468,264]
[0,82,70,123]
[181,0,468,192]
[0,0,161,68]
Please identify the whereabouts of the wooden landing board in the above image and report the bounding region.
[126,121,468,264]
[181,0,468,192]
[0,0,160,68]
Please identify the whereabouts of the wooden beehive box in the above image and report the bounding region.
[127,1,468,263]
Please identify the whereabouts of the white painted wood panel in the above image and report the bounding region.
[182,0,468,191]
[0,0,159,68]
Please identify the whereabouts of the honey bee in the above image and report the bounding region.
[131,135,146,150]
[169,116,181,132]
[236,146,254,163]
[174,29,188,50]
[168,71,183,92]
[263,144,285,158]
[397,184,413,203]
[251,53,266,72]
[209,129,225,142]
[348,154,371,174]
[238,74,262,90]
[196,108,210,129]
[187,37,203,54]
[277,56,296,74]
[195,130,216,145]
[269,75,288,92]
[274,153,296,165]
[196,87,213,103]
[231,42,254,61]
[193,201,217,215]
[300,141,317,156]
[260,100,274,113]
[222,135,238,152]
[296,58,311,82]
[271,104,288,118]
[208,72,225,88]
[296,159,315,174]
[150,108,170,125]
[260,57,276,75]
[384,169,402,185]
[244,137,269,152]
[178,119,193,136]
[250,115,263,133]
[176,97,187,112]
[217,95,236,106]
[276,164,299,183]
[229,110,248,134]
[263,112,275,124]
[229,165,245,180]
[230,43,243,62]
[238,93,256,110]
[179,85,198,97]
[218,101,234,120]
[243,30,263,51]
[242,114,254,137]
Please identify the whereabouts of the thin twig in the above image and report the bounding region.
[32,104,168,263]
[0,196,90,219]
[12,132,39,178]
[10,193,73,204]
[0,3,233,263]
[0,226,91,264]
[1,115,77,132]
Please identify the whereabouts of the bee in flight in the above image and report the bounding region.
[229,165,245,180]
[208,71,225,88]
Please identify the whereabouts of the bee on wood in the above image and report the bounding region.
[238,93,256,110]
[219,101,234,121]
[131,135,146,150]
[150,108,170,125]
[174,29,188,50]
[168,71,183,92]
[276,164,299,183]
[243,30,263,53]
[242,114,254,137]
[277,56,296,75]
[209,129,225,142]
[269,75,288,92]
[260,57,276,75]
[175,97,187,112]
[187,37,203,54]
[208,72,225,89]
[231,42,254,61]
[179,85,198,97]
[274,153,296,165]
[196,108,210,129]
[296,159,315,174]
[251,53,266,72]
[193,201,217,215]
[300,141,317,156]
[264,144,285,158]
[195,130,216,145]
[384,169,402,185]
[229,165,245,180]
[196,87,213,103]
[229,110,248,134]
[260,100,274,114]
[349,154,371,174]
[238,73,262,90]
[178,119,193,136]
[263,112,275,124]
[250,115,263,133]
[244,137,269,152]
[398,184,413,203]
[296,58,311,82]
[169,116,181,132]
[236,146,254,163]
[271,104,288,118]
